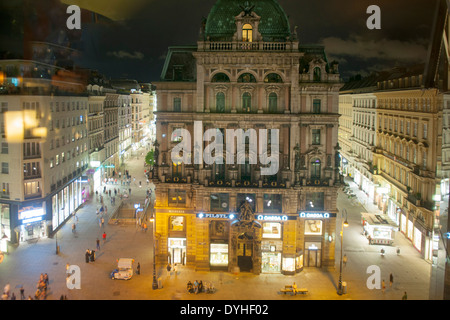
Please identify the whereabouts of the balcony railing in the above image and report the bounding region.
[201,40,297,52]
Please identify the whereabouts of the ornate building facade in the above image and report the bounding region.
[153,0,342,274]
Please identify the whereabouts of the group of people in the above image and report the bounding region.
[85,249,96,263]
[34,273,49,300]
[186,280,215,294]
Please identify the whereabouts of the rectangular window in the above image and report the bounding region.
[1,142,7,154]
[305,192,324,211]
[210,193,229,212]
[168,189,186,207]
[262,222,282,239]
[312,129,321,145]
[305,220,323,235]
[263,194,282,213]
[173,98,181,112]
[237,193,256,212]
[169,216,185,232]
[423,123,428,140]
[312,99,321,114]
[1,162,8,174]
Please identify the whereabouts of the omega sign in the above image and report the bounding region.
[299,212,335,219]
[256,215,289,221]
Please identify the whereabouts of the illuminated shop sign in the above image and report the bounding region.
[299,212,336,219]
[18,207,44,220]
[196,213,236,220]
[23,216,43,224]
[256,215,290,221]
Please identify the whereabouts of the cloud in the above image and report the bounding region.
[321,34,428,63]
[107,50,144,60]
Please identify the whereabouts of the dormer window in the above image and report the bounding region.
[242,24,253,42]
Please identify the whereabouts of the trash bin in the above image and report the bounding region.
[342,282,347,294]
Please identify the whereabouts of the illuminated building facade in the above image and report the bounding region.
[153,0,342,274]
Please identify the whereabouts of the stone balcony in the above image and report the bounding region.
[198,40,299,52]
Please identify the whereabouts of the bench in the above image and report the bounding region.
[280,285,308,295]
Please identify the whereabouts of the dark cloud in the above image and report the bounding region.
[74,0,437,82]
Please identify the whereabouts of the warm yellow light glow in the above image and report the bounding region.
[5,111,24,142]
[242,23,253,42]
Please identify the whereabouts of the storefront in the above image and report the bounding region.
[304,241,322,267]
[299,212,336,268]
[261,240,282,273]
[168,237,186,265]
[18,203,48,242]
[207,214,232,270]
[210,242,228,269]
[387,198,402,226]
[0,203,11,252]
[168,215,187,265]
[51,177,86,231]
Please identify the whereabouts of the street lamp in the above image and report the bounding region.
[150,215,158,290]
[337,208,349,295]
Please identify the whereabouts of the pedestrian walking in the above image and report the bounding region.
[102,232,107,243]
[166,263,171,277]
[381,279,386,293]
[402,291,408,300]
[173,264,177,277]
[101,217,105,227]
[20,287,25,300]
[129,188,132,195]
[44,273,49,286]
[10,293,16,300]
[72,223,76,233]
[96,238,100,250]
[389,273,394,288]
[136,263,141,275]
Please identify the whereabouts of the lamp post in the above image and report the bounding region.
[150,212,158,290]
[337,208,349,295]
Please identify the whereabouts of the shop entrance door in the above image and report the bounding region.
[237,241,253,272]
[305,249,321,267]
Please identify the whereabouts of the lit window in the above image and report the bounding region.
[242,24,253,42]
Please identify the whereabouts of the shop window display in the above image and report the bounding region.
[304,220,323,235]
[169,216,185,232]
[262,222,281,239]
[210,243,228,267]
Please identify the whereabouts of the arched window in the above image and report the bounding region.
[242,24,253,42]
[268,92,278,113]
[238,73,256,83]
[310,159,321,179]
[172,160,182,178]
[264,73,283,83]
[242,92,252,112]
[216,92,225,112]
[211,73,230,82]
[313,67,321,82]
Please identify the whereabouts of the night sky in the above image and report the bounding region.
[1,0,439,83]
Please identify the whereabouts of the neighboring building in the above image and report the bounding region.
[373,68,441,260]
[103,93,120,178]
[153,0,342,274]
[0,91,90,246]
[118,93,132,166]
[338,65,445,261]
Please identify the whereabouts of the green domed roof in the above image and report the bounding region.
[204,0,291,41]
